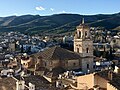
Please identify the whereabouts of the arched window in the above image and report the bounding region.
[79,31,81,38]
[86,48,89,53]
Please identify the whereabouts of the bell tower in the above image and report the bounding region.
[74,18,94,73]
[74,18,93,57]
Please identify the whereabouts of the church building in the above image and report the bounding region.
[23,19,94,75]
[74,18,94,73]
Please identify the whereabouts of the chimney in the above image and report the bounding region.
[16,80,25,90]
[108,71,113,80]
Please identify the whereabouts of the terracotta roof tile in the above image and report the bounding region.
[95,70,120,90]
[36,46,81,60]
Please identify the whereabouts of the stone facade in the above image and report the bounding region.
[77,73,112,90]
[77,73,108,89]
[74,19,94,73]
[33,46,81,71]
[77,73,94,89]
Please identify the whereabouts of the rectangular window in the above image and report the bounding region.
[77,48,79,53]
[73,63,76,66]
[86,48,89,53]
[87,64,89,69]
[85,31,87,36]
[45,62,47,66]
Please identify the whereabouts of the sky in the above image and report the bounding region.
[0,0,120,17]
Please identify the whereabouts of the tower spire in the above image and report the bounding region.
[82,18,84,24]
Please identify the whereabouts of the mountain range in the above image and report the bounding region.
[0,12,120,34]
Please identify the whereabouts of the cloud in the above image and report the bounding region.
[13,13,18,16]
[36,6,45,11]
[59,10,66,13]
[50,8,54,11]
[61,10,66,13]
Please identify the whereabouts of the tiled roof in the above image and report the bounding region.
[35,46,81,60]
[0,77,16,90]
[0,75,57,90]
[95,70,120,90]
[24,75,57,90]
[45,67,66,77]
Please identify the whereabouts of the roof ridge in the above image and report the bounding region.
[50,46,58,60]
